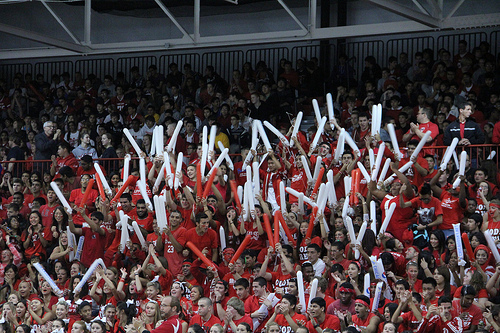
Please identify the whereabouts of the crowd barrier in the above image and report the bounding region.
[0,29,498,90]
[2,144,498,182]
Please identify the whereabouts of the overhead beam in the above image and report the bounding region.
[154,0,194,41]
[411,0,431,15]
[40,0,81,45]
[0,23,90,53]
[445,0,466,20]
[365,0,441,28]
[277,0,308,32]
[424,0,442,17]
[2,12,500,60]
[84,0,91,45]
[194,0,200,42]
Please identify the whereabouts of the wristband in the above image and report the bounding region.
[216,300,222,304]
[165,186,171,191]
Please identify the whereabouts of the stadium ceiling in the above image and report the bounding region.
[0,0,499,59]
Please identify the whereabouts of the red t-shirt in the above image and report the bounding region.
[275,312,307,331]
[451,299,483,330]
[161,226,187,276]
[306,314,341,332]
[289,166,308,203]
[21,225,53,258]
[439,191,466,230]
[80,226,106,268]
[226,315,252,333]
[184,228,218,259]
[381,194,415,240]
[352,312,377,332]
[270,270,292,293]
[410,196,443,227]
[188,314,221,331]
[400,156,429,186]
[39,204,59,228]
[69,188,99,226]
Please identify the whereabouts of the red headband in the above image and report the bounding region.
[355,299,369,308]
[490,203,500,209]
[339,286,355,294]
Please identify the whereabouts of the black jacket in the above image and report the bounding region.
[443,119,485,145]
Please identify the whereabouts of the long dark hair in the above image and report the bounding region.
[52,206,69,232]
[429,230,446,254]
[117,302,136,325]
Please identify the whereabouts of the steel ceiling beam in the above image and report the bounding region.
[0,23,90,53]
[365,0,441,28]
[445,0,466,20]
[276,0,308,32]
[84,0,91,45]
[154,0,194,41]
[194,0,200,42]
[40,0,81,45]
[411,0,431,15]
[424,0,441,17]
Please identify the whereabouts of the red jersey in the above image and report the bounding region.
[289,167,308,203]
[188,314,221,331]
[306,314,341,332]
[53,154,79,175]
[352,312,377,332]
[80,226,106,268]
[400,156,429,186]
[21,226,53,258]
[161,226,187,276]
[275,312,307,331]
[382,194,415,240]
[184,228,218,259]
[69,188,99,226]
[410,196,443,227]
[39,204,59,228]
[439,191,466,230]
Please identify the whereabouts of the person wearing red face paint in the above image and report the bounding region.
[482,198,500,242]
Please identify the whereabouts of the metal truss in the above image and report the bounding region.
[0,0,499,59]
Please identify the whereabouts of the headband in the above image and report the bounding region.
[339,286,355,294]
[490,203,500,209]
[355,299,369,308]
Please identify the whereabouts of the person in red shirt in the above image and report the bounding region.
[39,188,59,228]
[68,209,106,268]
[416,296,464,333]
[423,155,438,182]
[451,285,483,332]
[24,179,48,210]
[223,297,253,333]
[50,141,79,177]
[400,140,429,186]
[349,295,380,333]
[259,244,296,294]
[184,213,218,263]
[430,170,467,239]
[402,107,439,149]
[392,290,424,332]
[21,211,52,259]
[188,297,221,330]
[69,174,99,227]
[155,210,187,276]
[353,112,371,149]
[223,257,251,299]
[400,183,443,231]
[269,293,307,332]
[306,297,341,332]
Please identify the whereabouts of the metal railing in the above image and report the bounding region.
[2,145,498,181]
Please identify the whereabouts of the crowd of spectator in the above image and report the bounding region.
[0,37,498,333]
